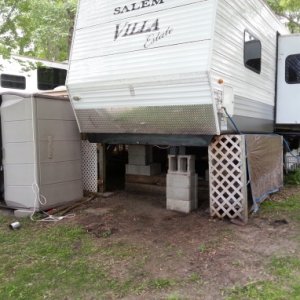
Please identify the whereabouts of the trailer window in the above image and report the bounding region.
[0,74,26,90]
[286,54,300,84]
[37,67,67,90]
[244,31,261,74]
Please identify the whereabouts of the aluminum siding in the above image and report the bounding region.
[67,0,220,136]
[210,0,288,128]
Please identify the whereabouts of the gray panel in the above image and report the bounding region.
[37,120,80,141]
[4,164,35,186]
[4,142,35,164]
[222,115,274,134]
[2,120,33,143]
[76,104,219,135]
[5,186,35,209]
[1,95,32,121]
[36,99,76,121]
[40,161,82,185]
[87,133,213,147]
[234,97,274,121]
[38,141,81,163]
[40,180,83,209]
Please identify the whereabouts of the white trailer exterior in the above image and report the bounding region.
[67,0,288,145]
[0,55,68,94]
[276,34,300,132]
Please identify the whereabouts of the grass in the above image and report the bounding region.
[0,218,118,299]
[227,194,300,300]
[261,196,300,213]
[228,256,300,299]
[166,292,185,300]
[0,216,183,299]
[1,188,300,299]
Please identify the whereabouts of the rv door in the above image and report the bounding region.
[277,34,300,127]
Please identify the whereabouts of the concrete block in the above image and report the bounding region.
[167,155,195,174]
[128,145,153,165]
[168,155,177,172]
[128,154,148,166]
[178,155,195,174]
[167,185,198,203]
[167,173,198,189]
[14,209,33,218]
[167,199,192,213]
[166,173,198,209]
[126,163,161,176]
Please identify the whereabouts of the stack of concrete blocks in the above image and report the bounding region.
[167,155,198,213]
[126,145,161,176]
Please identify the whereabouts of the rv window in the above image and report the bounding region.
[37,67,67,90]
[0,74,26,90]
[286,54,300,84]
[244,31,261,74]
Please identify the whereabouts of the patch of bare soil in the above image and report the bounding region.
[71,188,300,299]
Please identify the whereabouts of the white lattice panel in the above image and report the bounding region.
[81,140,98,193]
[209,135,248,222]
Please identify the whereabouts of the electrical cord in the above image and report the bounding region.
[154,145,171,150]
[222,107,242,134]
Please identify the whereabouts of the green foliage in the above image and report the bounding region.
[261,195,300,213]
[149,278,175,289]
[285,169,300,185]
[166,292,185,300]
[267,0,300,32]
[0,0,78,61]
[228,256,300,300]
[228,280,290,300]
[270,256,300,277]
[198,244,207,253]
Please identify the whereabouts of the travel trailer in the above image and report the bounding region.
[67,0,295,142]
[0,55,68,94]
[66,0,300,222]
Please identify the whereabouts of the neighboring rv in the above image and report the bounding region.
[67,0,292,144]
[0,55,68,94]
[276,34,300,132]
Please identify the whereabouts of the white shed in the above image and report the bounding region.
[1,92,83,210]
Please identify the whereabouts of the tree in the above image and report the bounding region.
[0,0,29,57]
[268,0,300,32]
[0,0,77,61]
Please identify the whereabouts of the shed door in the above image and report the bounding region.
[277,35,300,125]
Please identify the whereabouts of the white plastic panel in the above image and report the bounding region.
[0,95,32,121]
[2,120,34,143]
[37,120,80,141]
[38,141,82,163]
[4,186,36,209]
[40,161,82,185]
[276,34,300,125]
[4,142,35,164]
[39,180,83,209]
[4,164,35,186]
[36,100,76,120]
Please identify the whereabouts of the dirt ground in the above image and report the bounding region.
[66,187,300,299]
